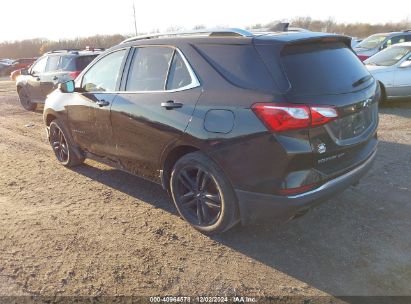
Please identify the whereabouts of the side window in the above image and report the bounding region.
[31,57,48,74]
[405,35,411,42]
[166,52,192,90]
[46,56,60,72]
[126,47,173,91]
[59,56,75,71]
[391,35,405,44]
[82,49,127,92]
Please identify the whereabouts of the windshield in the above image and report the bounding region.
[356,34,388,49]
[365,47,410,66]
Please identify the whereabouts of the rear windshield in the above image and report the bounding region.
[281,42,371,95]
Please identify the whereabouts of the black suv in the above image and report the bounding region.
[43,29,379,234]
[16,49,102,110]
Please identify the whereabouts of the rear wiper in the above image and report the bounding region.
[352,75,372,88]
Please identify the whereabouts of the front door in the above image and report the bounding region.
[110,46,202,180]
[67,49,129,156]
[27,56,48,102]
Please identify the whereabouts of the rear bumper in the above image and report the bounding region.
[236,149,377,225]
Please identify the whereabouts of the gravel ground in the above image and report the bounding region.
[0,77,410,300]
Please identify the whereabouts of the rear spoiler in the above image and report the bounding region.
[283,35,352,49]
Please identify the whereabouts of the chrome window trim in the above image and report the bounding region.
[81,45,200,94]
[123,46,200,94]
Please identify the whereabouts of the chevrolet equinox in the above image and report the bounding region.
[43,29,379,234]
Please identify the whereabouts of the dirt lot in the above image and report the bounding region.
[0,77,410,300]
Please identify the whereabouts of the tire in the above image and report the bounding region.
[18,87,37,111]
[49,120,85,167]
[170,151,240,234]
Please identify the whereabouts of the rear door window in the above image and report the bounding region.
[126,47,174,91]
[166,52,192,90]
[280,42,371,95]
[46,56,60,72]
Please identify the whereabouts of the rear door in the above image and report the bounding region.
[393,54,411,97]
[110,46,202,180]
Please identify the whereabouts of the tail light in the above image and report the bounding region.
[357,54,369,61]
[252,103,338,132]
[68,71,81,79]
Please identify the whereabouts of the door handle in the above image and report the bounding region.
[161,100,183,110]
[96,100,110,107]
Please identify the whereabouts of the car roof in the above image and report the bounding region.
[117,28,350,48]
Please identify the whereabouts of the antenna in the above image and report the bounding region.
[132,2,137,36]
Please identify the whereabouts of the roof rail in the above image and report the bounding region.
[120,28,254,44]
[46,49,80,54]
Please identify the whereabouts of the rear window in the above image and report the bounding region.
[281,42,371,95]
[59,55,97,71]
[194,44,276,93]
[75,55,98,70]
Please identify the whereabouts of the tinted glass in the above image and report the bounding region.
[356,34,388,49]
[281,42,371,95]
[31,57,48,74]
[195,44,275,92]
[365,46,410,66]
[126,47,173,91]
[59,56,75,71]
[82,50,126,92]
[166,52,192,90]
[46,56,60,72]
[75,55,98,71]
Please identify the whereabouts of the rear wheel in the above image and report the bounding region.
[49,120,85,167]
[170,152,239,234]
[18,88,37,111]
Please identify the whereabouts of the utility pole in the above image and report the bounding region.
[133,2,138,36]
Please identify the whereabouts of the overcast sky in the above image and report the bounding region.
[1,0,410,41]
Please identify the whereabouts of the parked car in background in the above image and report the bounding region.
[0,58,14,76]
[16,48,102,110]
[43,29,378,234]
[351,37,362,48]
[10,69,24,81]
[365,42,411,101]
[354,30,411,61]
[10,58,37,71]
[8,58,37,81]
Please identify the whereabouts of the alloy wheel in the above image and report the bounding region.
[175,166,222,226]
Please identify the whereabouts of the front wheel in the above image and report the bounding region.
[18,88,37,111]
[49,120,85,167]
[170,152,240,234]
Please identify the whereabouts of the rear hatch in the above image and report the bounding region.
[256,37,379,179]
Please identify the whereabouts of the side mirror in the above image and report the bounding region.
[399,60,411,68]
[20,68,29,76]
[59,80,75,93]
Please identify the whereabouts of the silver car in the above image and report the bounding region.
[354,31,411,61]
[365,42,411,100]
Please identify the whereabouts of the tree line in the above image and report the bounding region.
[1,17,410,59]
